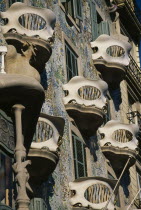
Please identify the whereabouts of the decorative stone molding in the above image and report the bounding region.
[5,45,40,81]
[69,177,117,210]
[63,76,108,110]
[0,45,7,74]
[91,34,132,67]
[1,2,56,41]
[31,113,65,152]
[63,76,108,138]
[99,120,139,150]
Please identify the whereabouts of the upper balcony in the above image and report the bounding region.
[0,3,56,149]
[91,34,132,88]
[1,2,56,74]
[27,113,65,184]
[114,0,141,43]
[98,120,139,171]
[69,177,117,210]
[63,76,108,139]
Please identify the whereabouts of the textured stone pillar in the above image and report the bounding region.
[12,104,31,210]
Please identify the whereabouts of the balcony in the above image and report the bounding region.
[1,2,56,74]
[69,177,117,210]
[98,120,139,171]
[63,76,108,139]
[91,34,131,88]
[27,113,65,184]
[114,0,141,43]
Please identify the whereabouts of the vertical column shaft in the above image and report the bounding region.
[12,104,31,210]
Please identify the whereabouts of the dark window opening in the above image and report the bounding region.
[72,132,87,179]
[65,42,78,81]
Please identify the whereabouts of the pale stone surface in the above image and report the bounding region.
[91,34,132,66]
[63,76,108,109]
[1,2,56,41]
[99,120,139,150]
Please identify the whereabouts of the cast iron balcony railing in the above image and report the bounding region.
[91,34,132,88]
[69,177,117,210]
[127,54,141,87]
[98,120,139,171]
[114,0,141,43]
[27,113,65,185]
[63,76,108,139]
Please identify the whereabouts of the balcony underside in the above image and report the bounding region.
[101,146,136,172]
[66,104,104,139]
[4,33,52,73]
[27,148,59,184]
[94,60,125,87]
[0,73,45,150]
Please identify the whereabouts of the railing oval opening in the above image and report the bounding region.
[84,184,111,203]
[18,13,46,31]
[106,45,125,57]
[33,121,53,143]
[78,86,101,100]
[112,129,133,143]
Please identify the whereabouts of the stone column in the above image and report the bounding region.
[12,104,31,210]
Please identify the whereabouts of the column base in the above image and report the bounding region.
[16,199,30,210]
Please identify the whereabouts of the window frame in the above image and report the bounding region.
[62,32,81,82]
[59,0,83,31]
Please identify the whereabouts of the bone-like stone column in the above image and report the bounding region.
[12,104,31,210]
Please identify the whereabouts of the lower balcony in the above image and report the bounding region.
[69,177,117,210]
[99,120,139,171]
[27,113,65,184]
[63,76,108,139]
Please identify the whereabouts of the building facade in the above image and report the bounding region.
[0,0,141,209]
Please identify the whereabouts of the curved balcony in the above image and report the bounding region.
[69,177,117,210]
[1,2,56,74]
[27,113,65,184]
[63,76,108,139]
[98,120,139,171]
[91,34,132,87]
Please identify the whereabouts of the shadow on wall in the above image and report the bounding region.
[120,170,131,198]
[88,135,99,162]
[109,86,122,111]
[41,70,48,90]
[42,175,55,210]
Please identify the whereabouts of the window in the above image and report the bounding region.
[9,0,23,7]
[65,42,78,81]
[72,132,87,179]
[60,0,83,25]
[90,2,110,40]
[0,151,14,208]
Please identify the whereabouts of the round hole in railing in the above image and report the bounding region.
[106,45,125,57]
[64,90,69,97]
[92,47,98,53]
[78,86,101,100]
[84,184,111,203]
[19,13,46,30]
[33,121,53,142]
[112,129,133,143]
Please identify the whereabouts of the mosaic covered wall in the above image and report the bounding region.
[39,0,111,209]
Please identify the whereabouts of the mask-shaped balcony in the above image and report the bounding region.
[69,177,117,210]
[98,120,139,171]
[91,35,132,87]
[27,113,65,184]
[63,76,108,139]
[1,2,56,74]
